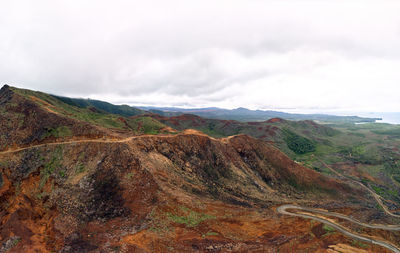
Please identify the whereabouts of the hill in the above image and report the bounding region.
[0,85,397,252]
[149,113,400,211]
[0,85,171,151]
[52,95,145,117]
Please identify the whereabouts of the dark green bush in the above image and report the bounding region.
[283,129,316,154]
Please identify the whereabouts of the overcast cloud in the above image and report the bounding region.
[1,0,400,112]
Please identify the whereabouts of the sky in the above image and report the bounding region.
[1,0,400,113]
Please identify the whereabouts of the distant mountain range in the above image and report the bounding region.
[32,93,381,124]
[139,106,381,123]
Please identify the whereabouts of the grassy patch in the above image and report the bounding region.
[74,152,86,175]
[372,185,385,195]
[323,224,335,233]
[322,224,336,236]
[40,147,63,187]
[166,206,216,227]
[351,239,369,248]
[127,117,166,135]
[375,203,384,211]
[372,128,400,138]
[41,126,72,140]
[371,184,398,198]
[202,231,219,238]
[125,172,134,179]
[75,163,85,174]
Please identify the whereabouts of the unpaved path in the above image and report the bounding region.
[277,160,400,252]
[0,134,176,155]
[0,136,139,155]
[319,160,400,218]
[0,130,219,156]
[277,204,400,253]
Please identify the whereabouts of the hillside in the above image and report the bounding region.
[150,113,400,214]
[52,95,145,117]
[0,85,172,151]
[147,114,338,156]
[0,86,399,252]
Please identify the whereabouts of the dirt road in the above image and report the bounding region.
[277,204,400,253]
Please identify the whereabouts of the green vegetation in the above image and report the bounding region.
[393,175,400,184]
[339,145,382,165]
[128,117,166,134]
[12,86,167,132]
[52,95,144,117]
[73,153,86,175]
[283,129,316,154]
[125,172,134,179]
[41,126,72,139]
[371,184,397,198]
[372,185,385,195]
[75,163,85,174]
[202,231,218,238]
[322,224,335,233]
[59,170,66,178]
[372,128,400,138]
[166,206,216,227]
[40,147,63,187]
[351,239,369,248]
[10,237,21,249]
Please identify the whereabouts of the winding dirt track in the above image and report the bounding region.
[320,160,400,218]
[0,134,188,156]
[0,131,220,156]
[278,161,400,252]
[0,137,135,155]
[277,205,400,253]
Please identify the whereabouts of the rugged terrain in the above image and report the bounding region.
[1,85,400,252]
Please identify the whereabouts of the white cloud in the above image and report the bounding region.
[0,0,400,112]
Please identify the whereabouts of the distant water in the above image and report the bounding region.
[356,112,400,125]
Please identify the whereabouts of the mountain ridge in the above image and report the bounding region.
[140,105,381,123]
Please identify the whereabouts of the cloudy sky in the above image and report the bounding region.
[1,0,400,113]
